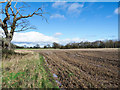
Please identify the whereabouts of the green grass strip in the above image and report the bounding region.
[2,53,59,89]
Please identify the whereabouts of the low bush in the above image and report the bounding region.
[2,49,15,55]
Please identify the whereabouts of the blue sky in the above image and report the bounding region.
[0,2,119,47]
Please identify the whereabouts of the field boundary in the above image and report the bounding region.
[2,52,59,88]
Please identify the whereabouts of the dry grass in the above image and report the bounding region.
[2,51,58,88]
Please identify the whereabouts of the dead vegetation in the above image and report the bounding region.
[2,51,58,88]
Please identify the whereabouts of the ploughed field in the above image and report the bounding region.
[30,49,119,88]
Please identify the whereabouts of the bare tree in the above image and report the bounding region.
[0,0,46,50]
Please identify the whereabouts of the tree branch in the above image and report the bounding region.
[1,0,47,40]
[14,2,19,16]
[0,0,7,3]
[0,19,4,27]
[0,8,5,14]
[2,1,11,38]
[10,6,15,16]
[16,8,43,21]
[15,26,36,32]
[3,1,11,24]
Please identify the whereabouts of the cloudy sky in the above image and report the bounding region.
[0,2,119,47]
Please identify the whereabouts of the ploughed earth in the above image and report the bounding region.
[17,48,119,88]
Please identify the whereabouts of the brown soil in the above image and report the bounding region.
[18,49,119,88]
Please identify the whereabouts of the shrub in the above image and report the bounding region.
[2,48,15,56]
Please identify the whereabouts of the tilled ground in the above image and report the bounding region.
[31,49,119,88]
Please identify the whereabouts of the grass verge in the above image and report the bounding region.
[2,52,59,88]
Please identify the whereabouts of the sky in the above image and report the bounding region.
[0,2,119,47]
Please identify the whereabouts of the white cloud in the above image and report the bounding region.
[50,14,65,19]
[60,38,86,45]
[114,7,120,14]
[12,31,58,43]
[54,32,63,36]
[68,3,84,14]
[52,2,67,9]
[11,31,87,47]
[98,5,104,9]
[52,2,84,15]
[106,15,112,18]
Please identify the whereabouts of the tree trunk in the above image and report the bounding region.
[4,38,11,50]
[3,33,12,50]
[6,38,11,50]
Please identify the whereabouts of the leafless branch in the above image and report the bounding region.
[16,8,43,21]
[0,19,4,27]
[1,0,47,42]
[0,0,6,3]
[13,19,36,32]
[0,8,5,14]
[14,27,36,32]
[0,2,5,3]
[3,1,11,23]
[10,6,15,16]
[14,2,19,15]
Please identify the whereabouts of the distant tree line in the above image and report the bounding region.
[51,40,120,49]
[7,40,120,49]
